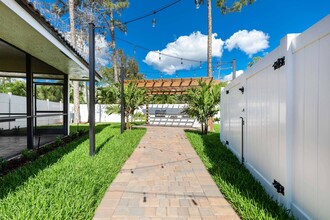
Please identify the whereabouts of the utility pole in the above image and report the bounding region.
[232,59,236,80]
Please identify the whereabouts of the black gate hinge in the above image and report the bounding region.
[239,86,244,94]
[272,179,285,195]
[273,56,285,70]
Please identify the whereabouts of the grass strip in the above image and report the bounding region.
[0,123,146,219]
[185,124,293,220]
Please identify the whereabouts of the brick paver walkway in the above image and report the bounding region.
[93,126,239,220]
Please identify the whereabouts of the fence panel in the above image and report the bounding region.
[220,15,330,219]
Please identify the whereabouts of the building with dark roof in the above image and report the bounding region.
[0,0,98,158]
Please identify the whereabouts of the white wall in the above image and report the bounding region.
[220,15,330,220]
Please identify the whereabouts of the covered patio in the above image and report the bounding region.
[0,0,98,158]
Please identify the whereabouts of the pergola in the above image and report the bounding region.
[124,77,220,125]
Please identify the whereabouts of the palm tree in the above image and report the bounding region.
[183,80,220,134]
[52,0,83,123]
[124,82,145,129]
[149,94,178,104]
[103,0,129,83]
[194,0,255,77]
[105,82,145,130]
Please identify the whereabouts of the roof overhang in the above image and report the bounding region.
[0,0,100,81]
[125,77,220,95]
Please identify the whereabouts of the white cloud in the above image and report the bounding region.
[65,32,110,68]
[94,34,110,67]
[225,30,269,57]
[144,31,224,74]
[222,70,244,82]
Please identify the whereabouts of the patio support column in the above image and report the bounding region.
[120,66,125,134]
[63,74,69,135]
[88,23,95,156]
[26,54,34,149]
[145,94,149,125]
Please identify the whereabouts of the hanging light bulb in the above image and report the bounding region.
[152,18,156,27]
[159,53,161,61]
[195,0,200,9]
[181,58,183,65]
[133,47,136,54]
[200,61,202,69]
[124,30,128,35]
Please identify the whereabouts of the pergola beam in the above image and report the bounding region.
[125,77,219,95]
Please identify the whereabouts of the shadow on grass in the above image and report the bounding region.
[185,130,293,219]
[0,124,109,200]
[96,135,114,154]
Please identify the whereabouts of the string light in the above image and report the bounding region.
[195,0,200,9]
[152,18,156,27]
[116,36,204,64]
[123,0,182,25]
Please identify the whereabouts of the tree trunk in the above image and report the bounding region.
[69,0,75,48]
[207,0,212,77]
[208,117,214,132]
[204,122,208,135]
[201,122,204,134]
[69,0,80,124]
[110,9,118,83]
[73,81,80,123]
[125,113,129,130]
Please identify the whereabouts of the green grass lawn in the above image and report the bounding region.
[0,123,146,219]
[185,124,293,220]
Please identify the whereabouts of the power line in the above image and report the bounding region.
[115,36,204,63]
[123,0,182,25]
[115,36,235,66]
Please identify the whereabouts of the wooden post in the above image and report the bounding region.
[145,94,149,125]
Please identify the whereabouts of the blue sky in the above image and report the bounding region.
[111,0,330,80]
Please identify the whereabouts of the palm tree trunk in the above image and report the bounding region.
[125,113,129,130]
[204,121,208,135]
[69,0,80,124]
[207,0,212,77]
[110,9,118,83]
[208,117,214,132]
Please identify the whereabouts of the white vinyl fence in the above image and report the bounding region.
[220,15,330,220]
[74,104,201,128]
[0,93,63,130]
